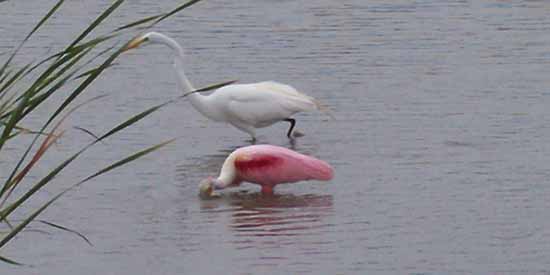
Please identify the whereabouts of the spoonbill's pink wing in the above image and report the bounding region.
[234,145,333,186]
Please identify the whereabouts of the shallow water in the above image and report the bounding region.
[2,0,550,274]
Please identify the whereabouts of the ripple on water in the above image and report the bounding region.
[192,192,337,269]
[201,193,333,237]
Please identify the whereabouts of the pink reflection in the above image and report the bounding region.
[201,193,333,237]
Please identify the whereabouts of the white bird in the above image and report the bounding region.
[124,32,328,140]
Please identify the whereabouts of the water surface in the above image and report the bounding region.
[2,0,550,274]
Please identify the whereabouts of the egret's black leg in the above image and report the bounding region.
[283,118,296,138]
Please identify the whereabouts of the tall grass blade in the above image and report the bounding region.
[22,0,64,41]
[73,126,102,143]
[80,138,175,183]
[0,64,30,101]
[20,49,94,118]
[0,95,106,205]
[0,129,61,208]
[0,90,31,151]
[1,43,98,117]
[0,183,66,250]
[0,255,22,266]
[0,138,174,256]
[0,50,89,124]
[0,0,206,263]
[0,0,64,78]
[64,0,124,52]
[152,0,204,26]
[14,34,117,85]
[0,69,12,87]
[0,40,126,207]
[38,220,92,246]
[0,133,69,221]
[0,0,78,135]
[194,79,238,92]
[113,14,163,32]
[0,122,49,137]
[46,43,125,128]
[181,79,238,98]
[64,35,118,58]
[98,102,169,141]
[0,98,169,222]
[0,34,123,202]
[75,64,115,80]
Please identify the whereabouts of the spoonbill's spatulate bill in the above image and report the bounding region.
[198,145,334,198]
[124,32,328,140]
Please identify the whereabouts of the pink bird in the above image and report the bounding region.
[199,145,334,198]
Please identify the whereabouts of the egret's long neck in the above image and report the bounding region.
[159,34,212,117]
[173,51,194,92]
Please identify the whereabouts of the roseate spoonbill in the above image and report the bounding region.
[198,144,334,198]
[124,32,329,140]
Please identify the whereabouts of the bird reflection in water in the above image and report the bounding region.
[177,140,333,238]
[200,192,333,238]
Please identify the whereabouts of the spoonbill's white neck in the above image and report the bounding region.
[215,152,239,188]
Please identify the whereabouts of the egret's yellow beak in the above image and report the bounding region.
[123,35,147,52]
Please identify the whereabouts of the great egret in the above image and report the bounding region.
[198,144,334,197]
[124,32,328,140]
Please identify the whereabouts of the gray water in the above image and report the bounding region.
[2,0,550,274]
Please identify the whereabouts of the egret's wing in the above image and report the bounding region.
[234,145,333,185]
[252,81,319,111]
[254,81,334,119]
[219,82,317,125]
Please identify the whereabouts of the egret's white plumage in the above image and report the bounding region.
[124,32,326,139]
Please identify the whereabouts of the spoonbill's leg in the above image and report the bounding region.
[283,118,296,138]
[261,185,274,195]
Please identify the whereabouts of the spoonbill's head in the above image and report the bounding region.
[123,32,166,51]
[198,177,215,199]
